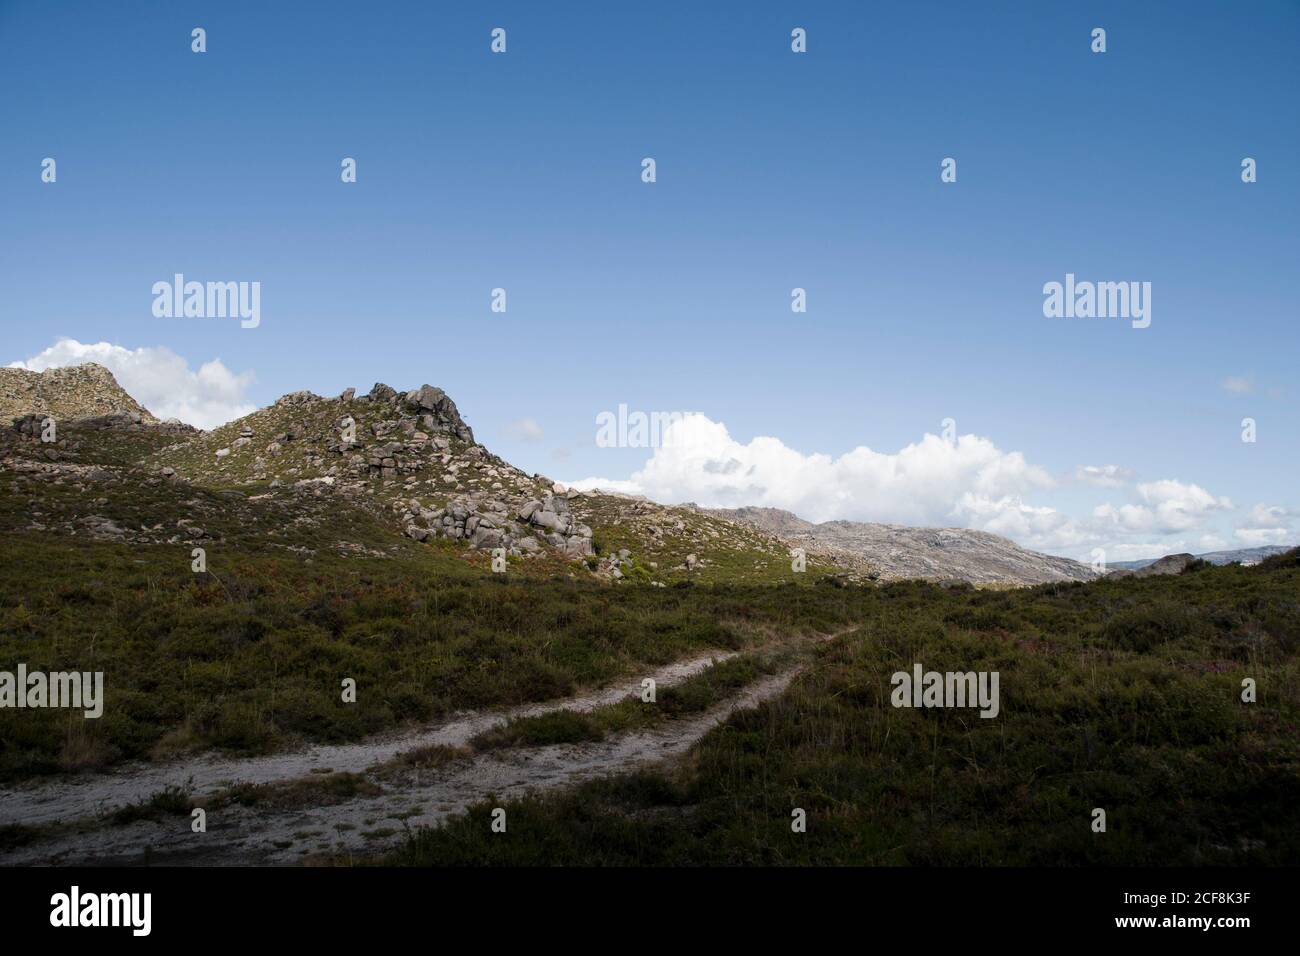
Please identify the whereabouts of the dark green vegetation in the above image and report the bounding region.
[0,527,869,781]
[109,784,194,825]
[389,552,1300,865]
[0,411,861,781]
[214,772,382,812]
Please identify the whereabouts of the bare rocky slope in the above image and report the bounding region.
[697,505,1099,585]
[0,362,156,424]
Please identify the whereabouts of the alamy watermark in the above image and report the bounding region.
[1043,273,1150,329]
[0,665,103,718]
[50,886,150,936]
[152,274,260,328]
[891,663,999,718]
[596,404,690,448]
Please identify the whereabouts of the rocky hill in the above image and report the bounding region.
[697,506,1098,585]
[0,363,157,424]
[1104,552,1201,579]
[1,372,831,586]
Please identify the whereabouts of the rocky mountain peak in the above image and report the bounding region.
[347,382,474,444]
[0,362,157,425]
[401,384,474,444]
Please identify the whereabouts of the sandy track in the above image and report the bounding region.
[1,649,770,865]
[2,627,856,866]
[2,668,800,866]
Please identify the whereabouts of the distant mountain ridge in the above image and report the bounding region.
[693,505,1098,585]
[1107,546,1292,570]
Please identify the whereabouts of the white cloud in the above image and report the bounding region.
[1234,503,1296,547]
[1075,464,1131,488]
[1235,527,1290,547]
[1095,480,1233,534]
[9,338,255,430]
[571,475,642,495]
[953,494,1091,551]
[569,413,1053,526]
[504,418,544,442]
[1222,375,1255,394]
[1139,480,1233,526]
[566,414,1269,563]
[1242,503,1292,528]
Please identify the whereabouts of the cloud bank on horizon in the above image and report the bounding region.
[566,413,1296,563]
[9,338,256,431]
[9,339,1294,564]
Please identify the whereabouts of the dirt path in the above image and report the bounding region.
[1,628,853,866]
[1,667,801,866]
[0,649,738,830]
[0,648,784,865]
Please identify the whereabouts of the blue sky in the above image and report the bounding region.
[2,0,1296,561]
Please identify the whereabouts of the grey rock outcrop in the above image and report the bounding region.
[403,385,474,443]
[400,486,591,559]
[699,506,1098,585]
